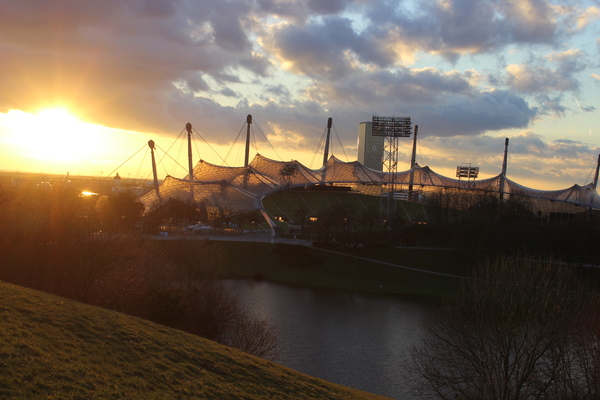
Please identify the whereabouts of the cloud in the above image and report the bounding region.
[264,15,399,78]
[358,0,575,62]
[498,0,563,43]
[0,0,264,134]
[506,50,586,94]
[419,132,599,188]
[415,90,536,136]
[0,0,594,169]
[219,88,239,97]
[534,94,568,117]
[306,0,350,15]
[300,68,535,137]
[573,6,600,30]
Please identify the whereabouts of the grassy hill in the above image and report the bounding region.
[0,281,390,400]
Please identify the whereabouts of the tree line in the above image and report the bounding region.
[0,185,277,359]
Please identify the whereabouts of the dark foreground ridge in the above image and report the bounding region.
[0,281,390,400]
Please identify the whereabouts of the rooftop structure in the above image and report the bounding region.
[136,117,600,228]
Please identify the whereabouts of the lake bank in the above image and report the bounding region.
[167,238,477,298]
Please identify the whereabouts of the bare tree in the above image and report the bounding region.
[92,240,280,361]
[407,256,600,400]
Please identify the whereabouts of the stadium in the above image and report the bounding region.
[136,115,600,235]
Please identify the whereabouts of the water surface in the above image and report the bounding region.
[226,280,431,399]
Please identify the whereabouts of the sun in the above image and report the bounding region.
[8,107,103,162]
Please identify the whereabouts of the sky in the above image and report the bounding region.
[0,0,599,189]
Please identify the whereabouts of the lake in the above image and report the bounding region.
[226,280,431,399]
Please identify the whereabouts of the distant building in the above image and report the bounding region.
[112,173,122,193]
[357,122,384,171]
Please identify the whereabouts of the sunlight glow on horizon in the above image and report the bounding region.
[0,108,156,178]
[0,108,319,180]
[4,108,102,161]
[0,107,596,191]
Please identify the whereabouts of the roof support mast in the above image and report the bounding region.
[186,122,194,179]
[593,153,600,190]
[148,140,161,201]
[323,117,333,168]
[587,153,600,221]
[500,138,509,202]
[244,114,252,167]
[243,114,252,190]
[408,125,418,201]
[321,117,333,184]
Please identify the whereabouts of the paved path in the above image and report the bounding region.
[151,232,313,247]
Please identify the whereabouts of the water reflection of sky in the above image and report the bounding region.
[225,280,431,400]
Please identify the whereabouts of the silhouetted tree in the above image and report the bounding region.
[407,256,600,400]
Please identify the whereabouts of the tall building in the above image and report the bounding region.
[357,122,384,171]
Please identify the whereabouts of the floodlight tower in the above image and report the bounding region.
[280,163,297,188]
[371,115,412,221]
[456,164,479,188]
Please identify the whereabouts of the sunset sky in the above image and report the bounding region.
[0,0,599,189]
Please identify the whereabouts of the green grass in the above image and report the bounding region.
[0,281,391,400]
[217,241,473,297]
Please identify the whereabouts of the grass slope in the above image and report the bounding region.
[0,281,390,400]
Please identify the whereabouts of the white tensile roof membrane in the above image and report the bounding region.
[136,154,600,217]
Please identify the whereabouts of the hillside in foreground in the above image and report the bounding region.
[0,281,390,400]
